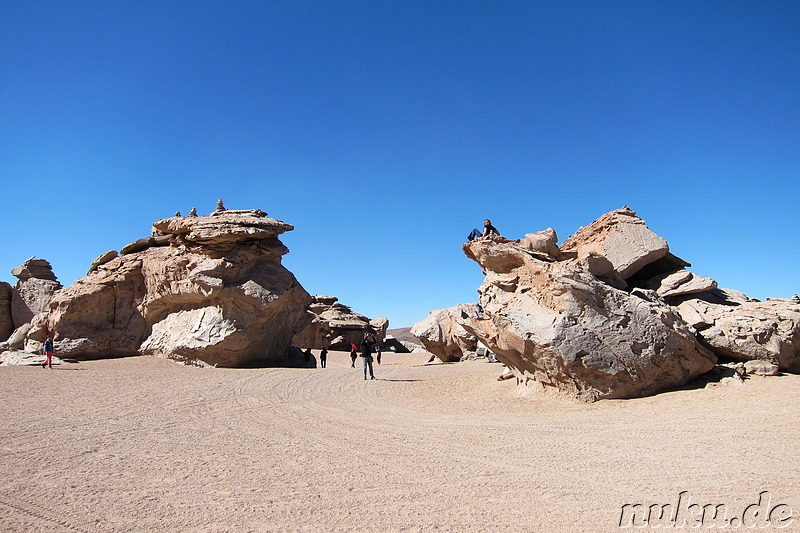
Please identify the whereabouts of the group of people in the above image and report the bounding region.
[304,331,382,380]
[351,332,380,380]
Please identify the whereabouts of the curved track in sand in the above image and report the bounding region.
[1,351,798,532]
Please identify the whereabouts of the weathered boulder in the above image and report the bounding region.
[744,360,780,376]
[675,296,800,372]
[560,206,669,280]
[647,270,718,298]
[30,209,312,367]
[291,295,389,350]
[10,258,62,328]
[87,250,118,274]
[460,225,717,401]
[0,282,13,341]
[411,304,482,362]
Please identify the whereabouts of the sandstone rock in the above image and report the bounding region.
[33,210,313,367]
[743,360,780,376]
[692,300,800,372]
[6,323,32,351]
[11,258,62,328]
[648,270,717,298]
[291,295,388,350]
[0,349,64,367]
[151,209,286,247]
[460,236,716,401]
[0,282,13,341]
[87,250,119,274]
[520,228,560,258]
[120,236,171,255]
[411,304,482,362]
[560,206,669,280]
[11,258,57,281]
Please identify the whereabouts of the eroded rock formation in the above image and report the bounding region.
[292,295,388,350]
[410,304,481,362]
[418,206,798,400]
[24,209,312,367]
[10,258,62,328]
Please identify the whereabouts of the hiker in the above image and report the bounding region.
[42,337,54,369]
[361,333,376,380]
[350,343,358,367]
[320,348,328,368]
[468,219,501,241]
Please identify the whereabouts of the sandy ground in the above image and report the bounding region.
[1,351,798,532]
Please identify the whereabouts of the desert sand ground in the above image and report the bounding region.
[1,351,798,532]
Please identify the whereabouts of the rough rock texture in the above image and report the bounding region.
[10,258,62,328]
[0,281,13,341]
[674,296,800,372]
[27,210,312,367]
[459,235,717,401]
[648,270,717,298]
[561,206,669,279]
[410,304,482,362]
[744,359,780,376]
[87,250,119,274]
[291,296,389,350]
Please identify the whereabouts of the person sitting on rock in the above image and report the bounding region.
[468,219,501,241]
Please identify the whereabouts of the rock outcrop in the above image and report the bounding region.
[291,296,388,350]
[10,258,62,328]
[410,304,482,362]
[459,228,717,401]
[673,293,800,372]
[0,282,13,341]
[26,208,312,367]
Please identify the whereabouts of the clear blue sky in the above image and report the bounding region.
[1,1,798,327]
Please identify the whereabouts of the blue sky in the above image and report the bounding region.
[1,1,798,327]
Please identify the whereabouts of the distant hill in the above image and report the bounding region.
[386,327,420,345]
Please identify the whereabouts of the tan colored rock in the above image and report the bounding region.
[87,250,119,274]
[411,304,482,362]
[0,282,13,341]
[461,235,716,401]
[648,270,717,298]
[691,299,800,372]
[560,206,669,280]
[31,210,312,367]
[10,258,62,328]
[291,296,388,350]
[744,360,780,376]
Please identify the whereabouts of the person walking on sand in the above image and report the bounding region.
[360,333,376,380]
[320,348,328,368]
[376,344,382,365]
[42,337,54,369]
[350,343,358,368]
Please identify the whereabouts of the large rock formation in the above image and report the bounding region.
[10,258,62,328]
[459,225,717,401]
[422,206,799,400]
[26,208,312,367]
[410,304,481,362]
[291,296,388,350]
